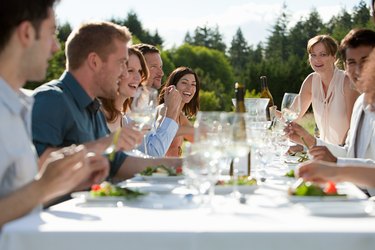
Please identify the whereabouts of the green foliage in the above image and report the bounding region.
[184,25,226,51]
[111,11,163,47]
[199,90,221,111]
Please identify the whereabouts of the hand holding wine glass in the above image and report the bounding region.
[281,93,301,123]
[125,85,158,155]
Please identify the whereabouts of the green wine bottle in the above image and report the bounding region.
[260,76,275,121]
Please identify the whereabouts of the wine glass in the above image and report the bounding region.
[125,85,158,156]
[281,93,301,123]
[220,112,250,198]
[183,142,219,208]
[193,111,225,205]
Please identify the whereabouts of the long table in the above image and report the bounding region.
[1,173,375,250]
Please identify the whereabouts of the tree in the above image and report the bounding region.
[228,28,250,76]
[187,25,226,51]
[111,11,164,47]
[265,3,290,61]
[57,22,72,42]
[352,0,371,27]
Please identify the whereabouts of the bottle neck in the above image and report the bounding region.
[260,76,268,90]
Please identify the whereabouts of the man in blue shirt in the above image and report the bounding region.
[32,22,182,181]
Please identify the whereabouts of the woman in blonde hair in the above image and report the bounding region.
[297,35,359,145]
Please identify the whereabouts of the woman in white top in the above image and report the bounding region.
[298,35,359,145]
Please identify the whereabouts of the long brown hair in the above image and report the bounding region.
[100,47,149,123]
[159,66,200,117]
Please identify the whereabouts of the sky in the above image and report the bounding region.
[55,0,364,49]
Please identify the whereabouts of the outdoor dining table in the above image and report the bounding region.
[1,161,375,250]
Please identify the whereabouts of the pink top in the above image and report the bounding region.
[311,68,349,145]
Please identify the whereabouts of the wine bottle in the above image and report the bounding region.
[235,82,246,113]
[230,82,250,176]
[260,76,275,121]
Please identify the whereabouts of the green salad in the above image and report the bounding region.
[140,165,182,176]
[289,181,345,197]
[216,176,257,186]
[284,169,295,178]
[90,182,145,199]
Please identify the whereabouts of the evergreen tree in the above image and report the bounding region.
[228,28,250,76]
[265,3,290,61]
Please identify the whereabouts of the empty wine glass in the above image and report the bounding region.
[183,143,219,207]
[125,85,158,156]
[220,112,250,198]
[281,93,301,123]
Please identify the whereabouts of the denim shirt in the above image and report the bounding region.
[32,71,126,177]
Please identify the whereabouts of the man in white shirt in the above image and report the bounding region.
[0,0,108,228]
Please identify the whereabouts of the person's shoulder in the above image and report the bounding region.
[34,80,63,96]
[33,80,66,102]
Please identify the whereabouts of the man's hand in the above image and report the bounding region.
[297,160,339,183]
[37,145,92,203]
[308,146,337,162]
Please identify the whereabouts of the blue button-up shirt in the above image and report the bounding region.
[32,71,126,177]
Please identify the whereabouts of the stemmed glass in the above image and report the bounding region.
[192,111,224,206]
[281,93,301,123]
[125,85,158,156]
[220,112,250,197]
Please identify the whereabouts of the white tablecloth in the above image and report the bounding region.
[1,177,375,250]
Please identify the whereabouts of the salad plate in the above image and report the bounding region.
[215,185,258,195]
[302,201,372,217]
[135,174,184,182]
[71,191,131,203]
[119,182,178,194]
[288,182,368,202]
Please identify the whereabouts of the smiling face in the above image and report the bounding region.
[308,42,336,74]
[144,52,163,89]
[95,39,128,99]
[345,45,373,87]
[176,73,196,104]
[118,53,142,98]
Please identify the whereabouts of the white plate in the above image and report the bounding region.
[303,201,372,217]
[135,174,184,182]
[288,182,368,203]
[119,182,178,194]
[215,185,258,195]
[289,195,351,202]
[71,191,143,203]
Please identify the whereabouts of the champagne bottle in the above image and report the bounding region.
[260,76,275,121]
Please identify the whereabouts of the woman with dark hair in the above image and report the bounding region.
[157,67,200,157]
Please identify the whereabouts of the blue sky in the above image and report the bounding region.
[55,0,364,48]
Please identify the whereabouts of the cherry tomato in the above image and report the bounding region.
[176,166,183,174]
[324,181,337,195]
[91,184,101,191]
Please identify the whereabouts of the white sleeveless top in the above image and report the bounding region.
[311,68,349,145]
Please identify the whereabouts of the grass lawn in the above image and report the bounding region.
[298,112,316,136]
